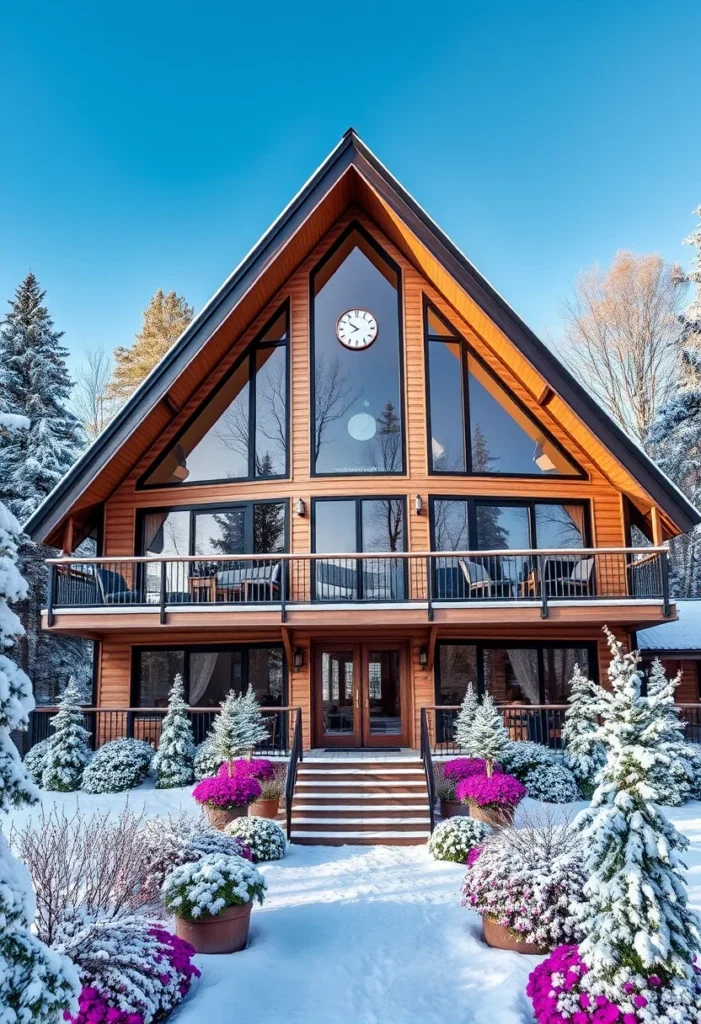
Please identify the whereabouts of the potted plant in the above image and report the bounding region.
[162,852,267,954]
[462,822,585,955]
[427,816,490,863]
[436,758,500,819]
[217,758,285,819]
[192,772,261,830]
[455,772,525,825]
[226,817,287,862]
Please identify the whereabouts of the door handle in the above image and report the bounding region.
[363,698,369,709]
[355,691,360,710]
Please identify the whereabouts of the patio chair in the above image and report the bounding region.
[95,567,143,604]
[458,559,514,599]
[543,555,595,598]
[314,560,358,600]
[216,561,281,602]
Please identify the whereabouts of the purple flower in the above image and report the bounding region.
[647,975,661,988]
[219,758,274,781]
[455,772,526,808]
[192,772,261,808]
[633,996,647,1008]
[442,758,502,781]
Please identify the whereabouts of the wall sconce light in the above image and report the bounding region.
[415,494,423,516]
[293,648,304,672]
[295,498,306,517]
[419,646,428,670]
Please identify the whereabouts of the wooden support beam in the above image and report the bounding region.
[281,625,294,673]
[650,506,663,546]
[426,625,438,673]
[162,393,179,416]
[536,383,554,406]
[61,517,74,555]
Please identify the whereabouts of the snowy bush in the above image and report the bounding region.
[462,821,585,949]
[56,915,199,1024]
[454,682,479,754]
[562,664,605,798]
[499,740,559,782]
[141,813,252,896]
[152,674,195,789]
[225,817,286,862]
[82,739,154,793]
[524,763,579,803]
[10,804,154,944]
[682,742,701,800]
[162,853,267,919]
[23,737,51,783]
[42,677,92,791]
[193,736,223,779]
[427,816,489,863]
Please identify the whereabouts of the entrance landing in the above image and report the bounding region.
[306,748,420,761]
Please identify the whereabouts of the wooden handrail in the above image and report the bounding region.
[422,703,570,711]
[30,705,300,714]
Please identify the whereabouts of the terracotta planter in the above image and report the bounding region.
[482,915,549,956]
[249,797,280,819]
[440,799,469,819]
[468,800,515,827]
[175,902,253,954]
[205,805,248,830]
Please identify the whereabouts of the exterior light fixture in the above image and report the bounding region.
[419,646,428,669]
[295,498,306,517]
[415,494,423,516]
[293,648,304,672]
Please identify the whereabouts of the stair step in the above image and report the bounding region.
[292,804,429,812]
[292,816,430,825]
[293,790,427,800]
[293,819,427,832]
[298,767,424,776]
[291,829,430,840]
[296,779,427,788]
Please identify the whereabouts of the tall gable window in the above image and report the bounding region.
[424,301,579,476]
[142,304,289,487]
[311,224,404,476]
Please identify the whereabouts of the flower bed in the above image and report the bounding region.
[220,758,275,781]
[462,825,585,950]
[427,816,489,863]
[442,757,502,782]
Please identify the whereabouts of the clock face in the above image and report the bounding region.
[336,308,378,350]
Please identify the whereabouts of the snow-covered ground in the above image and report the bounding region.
[4,786,701,1024]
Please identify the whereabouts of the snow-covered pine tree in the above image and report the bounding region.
[573,629,701,1015]
[562,663,606,797]
[0,273,89,701]
[152,673,196,788]
[42,677,92,791]
[454,682,479,754]
[0,412,78,1019]
[646,657,694,806]
[469,693,509,776]
[238,684,270,758]
[210,690,248,775]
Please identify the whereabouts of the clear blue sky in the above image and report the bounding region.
[1,0,699,375]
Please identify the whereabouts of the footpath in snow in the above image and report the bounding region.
[4,786,701,1024]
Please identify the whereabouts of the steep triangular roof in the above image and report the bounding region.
[26,129,700,542]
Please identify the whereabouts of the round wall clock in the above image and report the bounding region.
[336,308,378,350]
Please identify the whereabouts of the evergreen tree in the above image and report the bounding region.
[469,693,509,776]
[677,204,701,353]
[42,677,92,791]
[646,657,694,806]
[152,673,196,788]
[0,413,78,1019]
[573,629,701,1007]
[454,682,479,754]
[108,289,194,401]
[562,663,606,797]
[210,690,249,773]
[238,685,270,757]
[0,273,89,701]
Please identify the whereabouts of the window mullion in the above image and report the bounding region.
[462,342,472,473]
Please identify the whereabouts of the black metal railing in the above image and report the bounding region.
[426,704,570,756]
[285,707,303,841]
[46,548,670,623]
[25,705,296,756]
[420,707,437,832]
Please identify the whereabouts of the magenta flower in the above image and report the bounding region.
[192,772,261,808]
[647,975,661,988]
[442,757,502,781]
[455,771,525,808]
[218,758,274,781]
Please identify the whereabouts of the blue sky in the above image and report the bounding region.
[0,1,699,374]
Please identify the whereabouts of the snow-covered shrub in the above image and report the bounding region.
[42,677,92,791]
[56,915,200,1024]
[646,658,695,806]
[469,693,509,773]
[428,816,489,863]
[193,736,222,779]
[499,740,559,782]
[456,771,526,810]
[10,804,153,944]
[462,821,585,949]
[225,817,286,862]
[152,674,195,789]
[141,813,252,896]
[82,739,153,793]
[682,742,701,800]
[162,853,267,919]
[454,682,479,754]
[192,771,261,809]
[524,763,579,803]
[23,737,51,783]
[562,663,605,798]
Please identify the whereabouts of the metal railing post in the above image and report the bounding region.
[426,556,433,621]
[280,558,287,623]
[47,563,56,627]
[538,554,549,619]
[159,561,167,625]
[661,550,670,617]
[421,707,436,832]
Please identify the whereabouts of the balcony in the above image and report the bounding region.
[44,547,672,632]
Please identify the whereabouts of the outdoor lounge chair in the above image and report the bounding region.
[542,555,595,597]
[95,567,143,604]
[215,561,281,602]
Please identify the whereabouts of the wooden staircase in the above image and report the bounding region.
[289,759,431,845]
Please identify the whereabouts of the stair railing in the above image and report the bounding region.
[420,706,436,833]
[285,707,303,841]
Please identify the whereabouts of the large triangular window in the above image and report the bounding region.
[424,301,580,476]
[141,304,289,487]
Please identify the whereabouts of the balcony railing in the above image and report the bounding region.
[46,547,670,623]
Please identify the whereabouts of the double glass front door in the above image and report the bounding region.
[314,643,405,747]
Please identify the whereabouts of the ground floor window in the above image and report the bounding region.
[435,641,596,706]
[132,644,286,708]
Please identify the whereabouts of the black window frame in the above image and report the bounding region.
[434,639,599,705]
[131,642,288,708]
[136,498,290,557]
[429,495,592,551]
[309,220,407,478]
[311,495,408,555]
[138,300,291,489]
[423,298,586,479]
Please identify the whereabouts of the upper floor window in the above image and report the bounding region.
[311,224,404,475]
[424,301,580,477]
[141,304,289,487]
